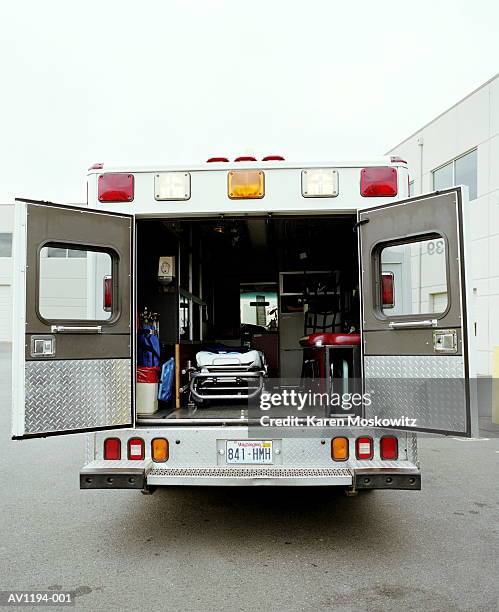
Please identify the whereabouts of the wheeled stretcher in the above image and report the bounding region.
[189,347,267,403]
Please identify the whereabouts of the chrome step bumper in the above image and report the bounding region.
[147,466,353,486]
[80,463,420,490]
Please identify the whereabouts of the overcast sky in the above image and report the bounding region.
[1,0,498,203]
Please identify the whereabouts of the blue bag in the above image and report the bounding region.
[138,326,161,367]
[158,358,175,403]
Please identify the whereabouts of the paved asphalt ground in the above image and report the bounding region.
[0,344,497,612]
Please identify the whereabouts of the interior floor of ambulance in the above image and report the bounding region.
[136,215,360,423]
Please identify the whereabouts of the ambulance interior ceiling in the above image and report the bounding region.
[136,215,359,344]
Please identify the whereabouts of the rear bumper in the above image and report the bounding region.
[353,467,421,490]
[80,464,420,490]
[80,466,145,490]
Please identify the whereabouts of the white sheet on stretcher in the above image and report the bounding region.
[196,349,263,369]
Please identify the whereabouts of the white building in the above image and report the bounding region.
[0,204,13,342]
[387,73,499,379]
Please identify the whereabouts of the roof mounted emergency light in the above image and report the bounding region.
[228,170,264,199]
[234,156,257,162]
[360,167,398,197]
[302,168,339,198]
[262,155,285,161]
[390,156,407,164]
[89,162,104,170]
[98,173,134,203]
[155,172,191,201]
[207,157,229,162]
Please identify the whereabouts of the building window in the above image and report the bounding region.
[39,245,112,321]
[0,233,12,257]
[45,247,87,258]
[432,149,477,200]
[379,235,448,316]
[455,149,477,200]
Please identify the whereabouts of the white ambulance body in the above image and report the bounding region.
[11,157,477,493]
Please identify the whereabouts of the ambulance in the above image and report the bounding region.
[11,156,477,493]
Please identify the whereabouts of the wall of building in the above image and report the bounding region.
[39,249,111,321]
[0,204,14,342]
[387,74,499,376]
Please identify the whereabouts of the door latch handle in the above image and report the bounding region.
[30,335,56,357]
[388,319,437,329]
[50,325,102,333]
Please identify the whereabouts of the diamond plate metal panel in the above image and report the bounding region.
[85,433,96,463]
[25,359,131,434]
[364,355,467,434]
[409,433,419,466]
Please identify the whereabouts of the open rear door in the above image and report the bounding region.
[358,187,477,437]
[12,200,133,438]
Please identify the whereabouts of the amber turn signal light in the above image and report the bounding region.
[331,437,349,461]
[151,438,169,462]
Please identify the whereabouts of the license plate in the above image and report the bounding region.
[225,440,273,464]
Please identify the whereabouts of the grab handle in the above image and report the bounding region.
[388,319,437,330]
[51,325,102,334]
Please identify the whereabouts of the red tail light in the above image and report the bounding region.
[355,436,374,460]
[207,157,229,162]
[380,436,398,460]
[98,173,134,202]
[381,272,394,308]
[360,167,397,197]
[104,438,121,460]
[262,155,285,161]
[234,156,257,162]
[128,437,145,460]
[103,275,112,312]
